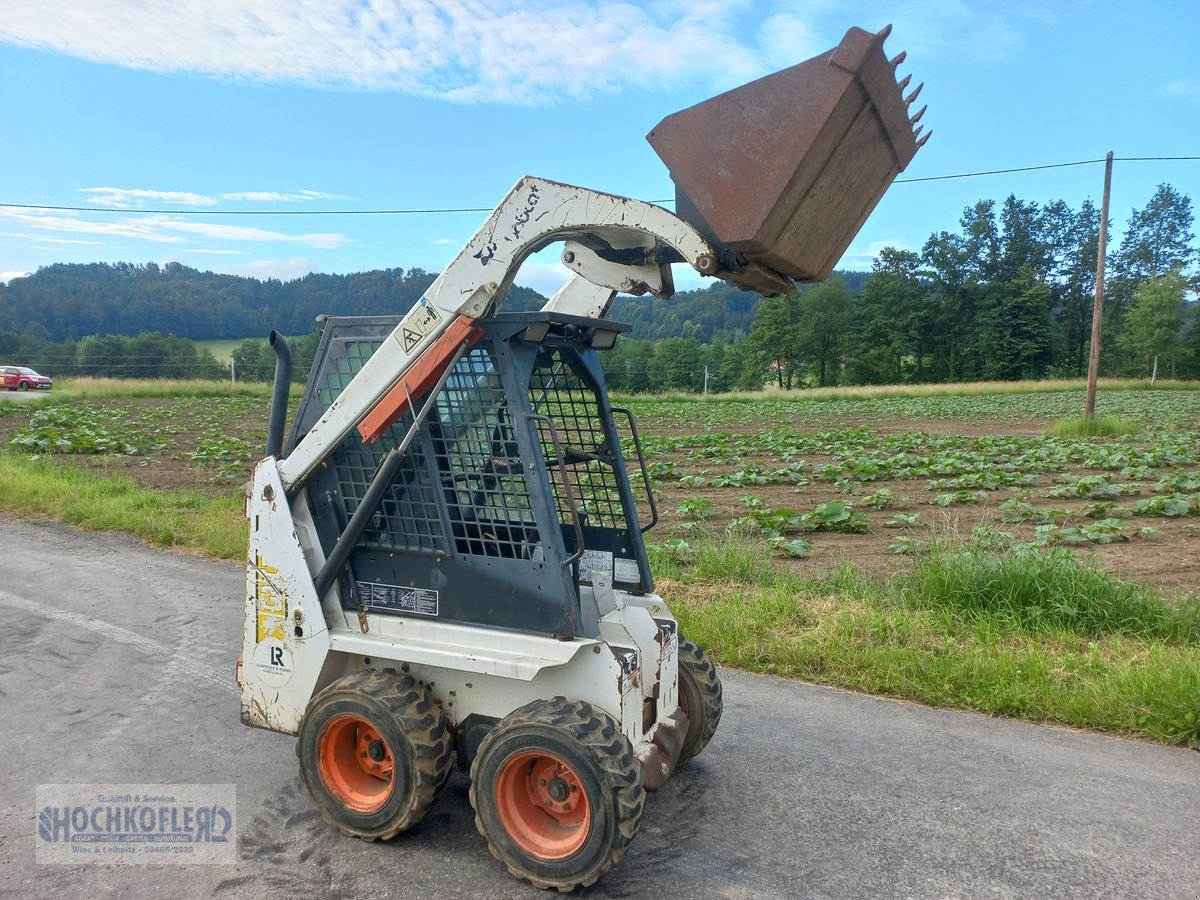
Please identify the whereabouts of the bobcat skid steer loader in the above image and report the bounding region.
[237,24,929,891]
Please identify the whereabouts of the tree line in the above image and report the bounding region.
[1,182,1194,388]
[604,183,1198,391]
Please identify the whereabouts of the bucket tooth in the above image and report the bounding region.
[877,23,893,39]
[890,50,907,67]
[905,82,924,105]
[646,25,931,291]
[916,130,933,149]
[910,104,928,125]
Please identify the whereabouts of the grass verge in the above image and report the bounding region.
[2,448,1196,747]
[52,377,274,399]
[0,452,245,559]
[1045,416,1143,438]
[652,530,1200,747]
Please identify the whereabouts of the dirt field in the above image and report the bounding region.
[1,389,1197,594]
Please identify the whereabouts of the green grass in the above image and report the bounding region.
[0,453,246,559]
[196,338,259,364]
[616,377,1200,405]
[656,529,1200,746]
[52,377,273,399]
[1045,416,1143,438]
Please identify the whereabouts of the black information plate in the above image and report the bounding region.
[357,582,439,617]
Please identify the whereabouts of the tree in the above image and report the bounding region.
[1117,271,1187,383]
[794,279,853,386]
[850,248,930,384]
[747,295,802,389]
[1108,186,1197,356]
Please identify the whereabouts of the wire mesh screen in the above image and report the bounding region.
[324,340,447,555]
[432,348,541,559]
[529,351,626,531]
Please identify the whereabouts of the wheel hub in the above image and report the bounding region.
[495,750,591,859]
[317,715,396,814]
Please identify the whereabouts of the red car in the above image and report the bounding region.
[1,366,53,391]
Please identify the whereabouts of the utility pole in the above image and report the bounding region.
[1085,150,1114,419]
[230,357,236,385]
[703,365,710,395]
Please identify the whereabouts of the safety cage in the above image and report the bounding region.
[287,312,657,639]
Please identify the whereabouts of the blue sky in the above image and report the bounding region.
[1,0,1197,297]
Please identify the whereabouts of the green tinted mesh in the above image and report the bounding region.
[314,338,446,554]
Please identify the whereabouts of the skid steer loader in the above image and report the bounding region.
[238,24,929,891]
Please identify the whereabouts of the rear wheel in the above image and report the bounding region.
[297,669,452,840]
[470,697,645,891]
[676,638,722,766]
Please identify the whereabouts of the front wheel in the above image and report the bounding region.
[470,697,645,891]
[18,382,29,391]
[296,669,453,841]
[676,638,723,766]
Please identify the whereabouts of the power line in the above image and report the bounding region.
[4,156,1196,217]
[895,156,1200,184]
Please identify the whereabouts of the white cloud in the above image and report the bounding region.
[1,270,31,283]
[218,190,357,203]
[80,187,218,207]
[0,231,104,245]
[79,186,356,207]
[0,0,776,103]
[839,238,909,271]
[138,215,353,248]
[180,248,248,256]
[513,258,572,296]
[1163,79,1200,104]
[0,207,351,248]
[433,237,458,245]
[0,0,1041,103]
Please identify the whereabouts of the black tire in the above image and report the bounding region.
[469,697,645,891]
[676,638,722,766]
[18,381,30,391]
[296,668,452,841]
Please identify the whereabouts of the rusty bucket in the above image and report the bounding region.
[647,25,930,295]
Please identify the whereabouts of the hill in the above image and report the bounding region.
[0,261,868,345]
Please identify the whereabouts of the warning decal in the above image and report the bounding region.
[396,297,442,353]
[577,549,613,584]
[357,581,439,617]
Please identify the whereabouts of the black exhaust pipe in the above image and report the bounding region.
[266,331,292,459]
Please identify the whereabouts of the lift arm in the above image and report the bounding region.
[276,177,717,491]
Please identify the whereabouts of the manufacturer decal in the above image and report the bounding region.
[252,554,286,642]
[252,639,294,687]
[396,296,442,353]
[357,581,439,617]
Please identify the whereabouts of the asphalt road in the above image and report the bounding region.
[1,518,1197,899]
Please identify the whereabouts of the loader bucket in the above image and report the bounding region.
[647,24,930,295]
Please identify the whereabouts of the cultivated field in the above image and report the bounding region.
[5,382,1196,592]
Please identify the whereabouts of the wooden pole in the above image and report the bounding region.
[1085,151,1114,418]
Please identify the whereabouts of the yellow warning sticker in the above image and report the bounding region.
[253,553,286,642]
[396,297,442,353]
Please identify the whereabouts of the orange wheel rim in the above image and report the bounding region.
[317,715,395,813]
[495,750,591,860]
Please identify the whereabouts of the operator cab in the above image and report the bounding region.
[288,311,655,640]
